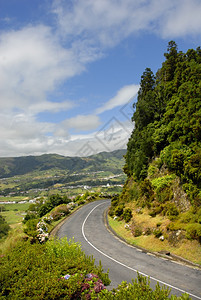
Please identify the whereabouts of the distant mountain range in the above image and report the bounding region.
[0,150,126,179]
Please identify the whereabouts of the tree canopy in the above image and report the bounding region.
[125,41,201,206]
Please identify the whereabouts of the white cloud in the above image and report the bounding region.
[52,0,152,48]
[57,114,101,135]
[0,117,132,157]
[159,0,201,38]
[62,119,133,157]
[0,111,56,157]
[29,100,74,114]
[53,0,201,48]
[96,84,139,114]
[0,136,64,158]
[0,25,83,112]
[0,112,54,140]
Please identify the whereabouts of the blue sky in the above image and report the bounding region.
[0,0,201,157]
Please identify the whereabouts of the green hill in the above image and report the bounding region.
[0,150,127,198]
[0,149,126,179]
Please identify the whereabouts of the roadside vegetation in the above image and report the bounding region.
[0,190,191,299]
[0,237,190,299]
[0,237,111,299]
[0,215,10,240]
[109,41,201,266]
[0,191,111,247]
[23,192,111,242]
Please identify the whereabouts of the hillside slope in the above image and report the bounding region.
[109,42,201,262]
[0,149,126,179]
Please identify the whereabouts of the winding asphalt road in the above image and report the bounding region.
[56,200,201,299]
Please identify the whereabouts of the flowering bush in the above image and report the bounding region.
[0,238,109,299]
[71,273,106,299]
[0,238,190,299]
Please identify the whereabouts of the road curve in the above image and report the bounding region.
[56,200,201,300]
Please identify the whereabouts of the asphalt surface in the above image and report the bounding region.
[56,199,201,299]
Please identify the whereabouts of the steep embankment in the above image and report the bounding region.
[109,42,201,264]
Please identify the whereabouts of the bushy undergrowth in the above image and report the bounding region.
[0,237,110,299]
[109,195,132,223]
[0,238,190,299]
[98,275,190,299]
[0,215,10,240]
[117,173,201,244]
[23,192,112,242]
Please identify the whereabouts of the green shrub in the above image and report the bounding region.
[108,206,115,217]
[180,210,197,223]
[184,150,201,185]
[132,226,142,237]
[0,238,110,299]
[197,207,201,224]
[139,179,154,208]
[149,210,157,217]
[183,182,200,205]
[23,218,39,238]
[115,205,124,217]
[108,195,121,216]
[0,239,190,299]
[0,215,10,239]
[98,273,190,299]
[123,208,132,223]
[83,191,90,200]
[77,199,85,206]
[149,204,163,217]
[140,179,154,198]
[153,228,163,238]
[185,223,201,241]
[162,202,179,217]
[51,205,70,221]
[144,227,152,235]
[151,175,176,193]
[166,222,182,231]
[37,194,71,218]
[129,184,140,201]
[156,187,173,203]
[23,212,37,223]
[147,164,158,178]
[170,149,185,175]
[111,194,119,205]
[160,145,173,169]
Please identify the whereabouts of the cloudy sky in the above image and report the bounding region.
[0,0,201,157]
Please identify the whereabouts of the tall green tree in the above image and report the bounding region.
[125,41,201,196]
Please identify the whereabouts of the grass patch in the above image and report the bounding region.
[0,202,30,224]
[0,202,30,211]
[109,217,134,244]
[108,214,201,265]
[0,196,29,202]
[1,211,25,225]
[0,224,26,254]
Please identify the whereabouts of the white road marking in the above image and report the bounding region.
[81,202,201,300]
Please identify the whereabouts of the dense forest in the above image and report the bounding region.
[125,41,201,186]
[118,41,201,242]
